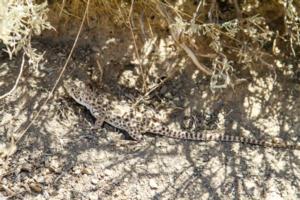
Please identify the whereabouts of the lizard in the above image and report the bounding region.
[64,81,299,150]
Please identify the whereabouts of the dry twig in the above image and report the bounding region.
[128,0,147,92]
[157,2,213,76]
[0,54,25,100]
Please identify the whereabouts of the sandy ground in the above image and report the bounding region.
[0,35,300,200]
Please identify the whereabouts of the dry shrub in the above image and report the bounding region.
[0,0,52,67]
[3,0,299,88]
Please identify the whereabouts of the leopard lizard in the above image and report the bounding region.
[64,81,299,150]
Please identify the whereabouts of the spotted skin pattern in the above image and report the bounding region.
[64,81,299,150]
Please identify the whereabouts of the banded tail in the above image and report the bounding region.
[149,125,299,150]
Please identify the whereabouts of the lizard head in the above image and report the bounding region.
[64,81,96,106]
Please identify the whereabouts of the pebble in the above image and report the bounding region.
[73,168,81,175]
[57,52,65,57]
[104,169,114,176]
[81,168,93,175]
[149,179,158,189]
[173,97,180,102]
[91,46,100,52]
[43,190,50,199]
[45,158,61,173]
[165,92,173,99]
[88,193,98,200]
[124,166,131,172]
[91,178,98,185]
[29,182,43,193]
[36,176,45,184]
[20,164,32,172]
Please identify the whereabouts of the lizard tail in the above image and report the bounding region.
[150,125,299,150]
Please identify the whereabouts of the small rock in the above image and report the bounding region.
[81,168,93,175]
[29,182,43,193]
[20,164,32,172]
[104,169,113,176]
[91,178,98,185]
[88,193,98,200]
[91,46,100,52]
[43,190,50,199]
[57,52,65,57]
[165,92,172,99]
[73,168,81,175]
[1,178,7,185]
[36,176,45,184]
[173,97,180,102]
[149,179,158,189]
[47,159,61,173]
[124,166,131,172]
[72,165,81,175]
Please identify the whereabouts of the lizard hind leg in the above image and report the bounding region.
[125,127,144,141]
[92,117,105,129]
[128,130,144,141]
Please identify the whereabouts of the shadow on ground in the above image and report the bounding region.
[0,39,300,200]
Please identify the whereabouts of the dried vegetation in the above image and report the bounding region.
[0,0,300,199]
[49,0,300,88]
[1,0,300,91]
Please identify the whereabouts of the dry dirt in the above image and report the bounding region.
[0,31,300,200]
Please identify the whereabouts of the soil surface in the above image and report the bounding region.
[0,33,300,200]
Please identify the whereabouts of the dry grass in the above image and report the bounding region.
[48,0,300,89]
[2,0,299,88]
